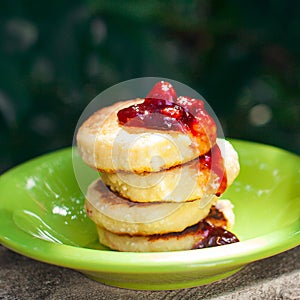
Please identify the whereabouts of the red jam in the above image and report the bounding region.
[117,81,217,141]
[200,145,227,196]
[117,81,227,196]
[193,221,239,249]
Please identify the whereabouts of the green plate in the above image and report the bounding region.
[0,139,299,290]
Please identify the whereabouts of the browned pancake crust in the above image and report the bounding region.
[96,201,238,252]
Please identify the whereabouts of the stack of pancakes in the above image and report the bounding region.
[77,98,240,252]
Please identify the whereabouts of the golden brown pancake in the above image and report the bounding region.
[85,178,217,235]
[76,99,215,173]
[96,200,236,252]
[101,139,240,202]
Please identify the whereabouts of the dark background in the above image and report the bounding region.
[1,0,299,173]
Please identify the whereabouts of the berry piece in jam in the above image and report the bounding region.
[177,96,204,113]
[145,81,177,102]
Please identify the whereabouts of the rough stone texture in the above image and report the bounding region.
[0,245,299,300]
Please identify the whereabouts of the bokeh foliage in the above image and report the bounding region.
[0,0,299,173]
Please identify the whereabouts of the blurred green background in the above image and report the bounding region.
[1,1,299,173]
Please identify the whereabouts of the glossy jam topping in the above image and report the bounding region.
[117,81,217,140]
[194,221,239,249]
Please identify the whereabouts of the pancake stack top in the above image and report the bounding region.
[77,81,240,252]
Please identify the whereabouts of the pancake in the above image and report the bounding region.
[96,200,237,252]
[101,139,240,202]
[76,99,216,173]
[85,178,217,235]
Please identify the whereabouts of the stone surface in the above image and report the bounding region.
[0,245,299,300]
